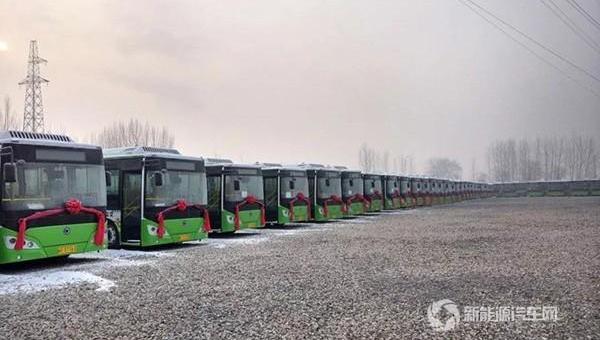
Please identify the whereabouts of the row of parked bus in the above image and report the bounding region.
[0,131,491,265]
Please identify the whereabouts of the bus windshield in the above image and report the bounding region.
[342,177,363,197]
[318,176,341,199]
[365,178,382,194]
[224,174,264,202]
[2,162,106,211]
[386,179,399,195]
[280,175,308,199]
[145,170,207,207]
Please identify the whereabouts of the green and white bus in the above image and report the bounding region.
[103,147,209,248]
[261,164,311,224]
[341,169,368,216]
[206,159,265,232]
[431,179,440,204]
[299,164,345,221]
[0,131,107,264]
[363,173,384,212]
[383,175,402,210]
[410,177,425,206]
[399,176,413,208]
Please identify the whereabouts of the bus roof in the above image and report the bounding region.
[0,130,99,150]
[297,162,326,169]
[205,157,234,165]
[103,146,202,162]
[205,162,261,170]
[258,164,307,172]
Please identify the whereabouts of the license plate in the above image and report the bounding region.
[58,244,77,255]
[178,234,191,241]
[247,223,256,228]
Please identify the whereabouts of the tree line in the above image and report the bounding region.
[88,119,175,149]
[486,135,598,182]
[2,94,176,148]
[358,143,416,174]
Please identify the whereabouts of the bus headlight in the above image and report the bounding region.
[282,209,289,217]
[226,215,234,224]
[318,207,324,215]
[147,225,158,236]
[4,236,40,250]
[147,224,168,236]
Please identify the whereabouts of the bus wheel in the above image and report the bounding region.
[107,223,120,249]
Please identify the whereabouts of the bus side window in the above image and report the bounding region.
[234,179,240,191]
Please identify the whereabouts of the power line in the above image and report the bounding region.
[565,0,600,31]
[464,0,600,84]
[540,0,600,55]
[455,0,600,98]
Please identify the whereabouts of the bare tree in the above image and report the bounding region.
[381,150,390,173]
[487,134,598,182]
[426,158,463,179]
[90,118,175,148]
[1,96,19,130]
[358,143,376,172]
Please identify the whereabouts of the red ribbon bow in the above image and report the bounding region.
[289,192,311,221]
[346,193,370,213]
[324,195,347,217]
[234,195,266,229]
[15,198,106,251]
[156,199,212,239]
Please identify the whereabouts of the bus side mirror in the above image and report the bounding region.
[105,171,112,187]
[153,172,163,186]
[3,163,16,183]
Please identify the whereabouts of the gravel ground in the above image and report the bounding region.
[1,197,599,339]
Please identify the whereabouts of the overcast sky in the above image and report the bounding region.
[0,0,598,176]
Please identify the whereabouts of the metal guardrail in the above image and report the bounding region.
[492,180,600,197]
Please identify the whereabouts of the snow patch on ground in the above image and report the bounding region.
[0,271,115,295]
[72,249,174,268]
[0,249,175,296]
[383,209,420,215]
[209,235,270,249]
[341,218,369,224]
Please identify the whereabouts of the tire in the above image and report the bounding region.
[107,222,120,249]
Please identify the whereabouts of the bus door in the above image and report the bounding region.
[122,171,142,243]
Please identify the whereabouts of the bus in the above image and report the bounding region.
[422,178,433,206]
[261,164,311,224]
[431,179,441,205]
[399,176,413,208]
[383,175,402,210]
[206,159,265,232]
[0,131,107,264]
[363,173,384,212]
[299,164,345,221]
[411,177,425,206]
[341,169,367,216]
[103,147,209,248]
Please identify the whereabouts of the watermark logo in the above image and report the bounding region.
[427,300,559,331]
[427,299,460,331]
